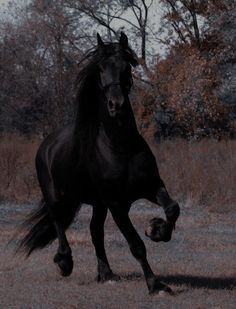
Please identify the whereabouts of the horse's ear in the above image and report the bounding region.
[97,33,105,47]
[119,31,128,48]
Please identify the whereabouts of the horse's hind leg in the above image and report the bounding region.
[110,206,172,294]
[90,206,119,282]
[52,207,74,277]
[44,196,74,277]
[39,176,74,276]
[146,185,180,243]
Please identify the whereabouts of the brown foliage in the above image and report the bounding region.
[131,80,158,142]
[132,44,230,139]
[155,45,227,134]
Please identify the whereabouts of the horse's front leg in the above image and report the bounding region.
[145,186,180,243]
[90,205,120,282]
[110,206,172,294]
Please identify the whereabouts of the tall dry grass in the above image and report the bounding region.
[0,134,40,202]
[0,134,235,212]
[152,139,236,212]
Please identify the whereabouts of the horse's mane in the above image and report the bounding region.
[74,42,138,160]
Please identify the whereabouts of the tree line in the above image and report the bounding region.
[0,0,235,140]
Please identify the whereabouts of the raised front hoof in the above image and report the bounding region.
[97,272,121,283]
[54,252,73,277]
[145,217,172,242]
[148,278,173,295]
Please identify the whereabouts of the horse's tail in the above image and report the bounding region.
[16,199,56,256]
[16,199,79,257]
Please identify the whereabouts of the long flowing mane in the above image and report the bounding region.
[74,42,138,160]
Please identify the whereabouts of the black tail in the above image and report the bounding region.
[17,199,79,257]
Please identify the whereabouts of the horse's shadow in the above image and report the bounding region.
[122,272,236,290]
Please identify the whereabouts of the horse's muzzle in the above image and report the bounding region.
[108,100,123,117]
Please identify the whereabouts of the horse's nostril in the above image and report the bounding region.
[108,100,123,115]
[109,101,119,109]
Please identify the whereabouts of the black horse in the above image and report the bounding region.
[18,32,180,294]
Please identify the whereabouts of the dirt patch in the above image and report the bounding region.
[0,201,235,309]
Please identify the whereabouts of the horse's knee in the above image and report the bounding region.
[156,187,180,225]
[156,187,171,207]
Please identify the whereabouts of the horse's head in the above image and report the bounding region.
[97,32,138,117]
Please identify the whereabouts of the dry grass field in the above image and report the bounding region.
[0,135,235,308]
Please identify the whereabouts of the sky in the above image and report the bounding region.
[0,0,13,6]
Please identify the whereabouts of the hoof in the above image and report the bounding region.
[145,217,172,242]
[97,272,120,283]
[148,278,173,295]
[54,252,73,277]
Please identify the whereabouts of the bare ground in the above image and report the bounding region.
[0,201,235,309]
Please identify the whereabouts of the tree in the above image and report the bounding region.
[134,44,231,140]
[199,1,236,135]
[203,2,236,103]
[65,0,155,65]
[159,0,203,48]
[0,0,85,134]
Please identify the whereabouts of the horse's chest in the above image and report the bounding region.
[92,146,157,189]
[94,148,128,182]
[90,136,159,202]
[88,148,127,202]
